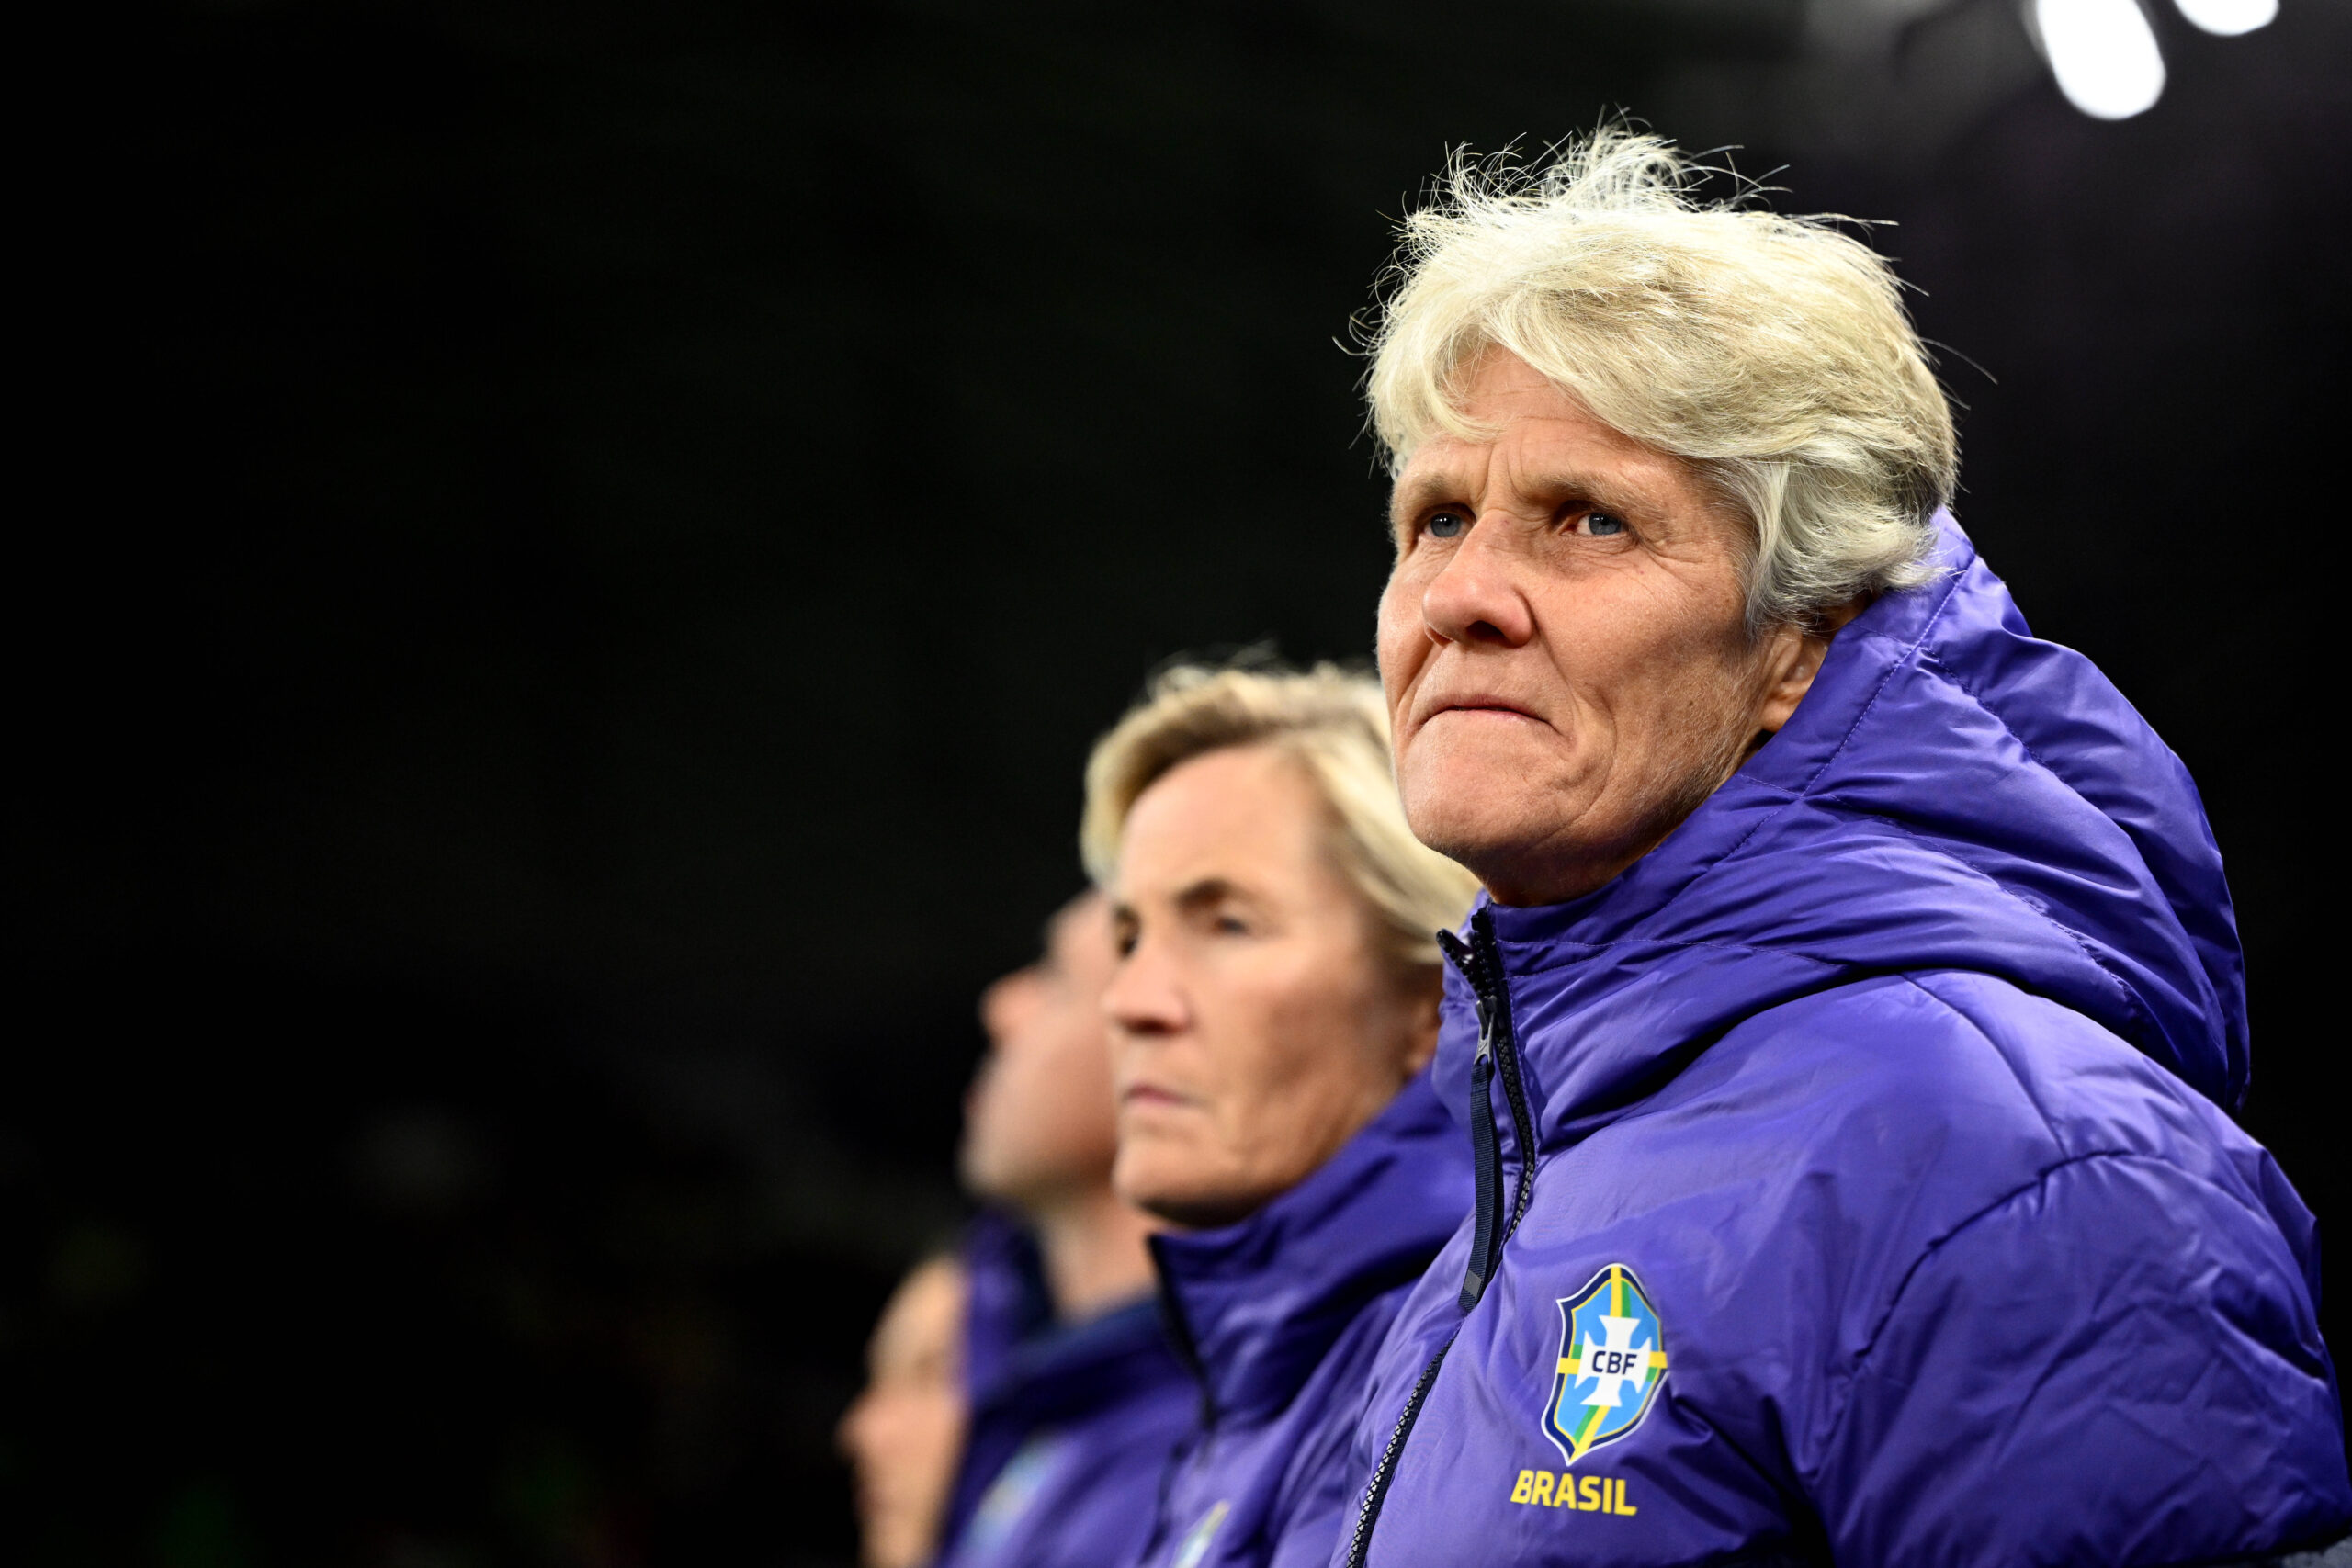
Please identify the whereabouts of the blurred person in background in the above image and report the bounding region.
[1084,664,1479,1568]
[933,890,1195,1568]
[1331,132,2351,1567]
[839,1254,967,1568]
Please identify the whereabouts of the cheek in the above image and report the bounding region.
[1046,1025,1112,1097]
[1186,998,1257,1122]
[1239,965,1377,1104]
[1634,637,1755,747]
[1540,581,1733,723]
[989,1056,1055,1134]
[1181,983,1296,1146]
[1046,1064,1115,1151]
[1375,572,1428,683]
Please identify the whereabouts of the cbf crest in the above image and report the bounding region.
[1544,1263,1668,1465]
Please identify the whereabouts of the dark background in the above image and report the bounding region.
[13,1,2347,1563]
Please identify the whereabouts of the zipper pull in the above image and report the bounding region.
[1458,987,1505,1312]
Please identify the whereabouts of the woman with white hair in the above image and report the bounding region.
[1081,663,1478,1568]
[1333,133,2348,1566]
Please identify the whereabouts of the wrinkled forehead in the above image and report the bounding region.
[1111,745,1338,909]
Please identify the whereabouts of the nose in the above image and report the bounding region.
[1420,513,1535,648]
[978,967,1039,1045]
[1102,931,1188,1039]
[837,1390,876,1461]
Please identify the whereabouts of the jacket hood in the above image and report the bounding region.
[1436,515,2246,1147]
[1150,1070,1468,1425]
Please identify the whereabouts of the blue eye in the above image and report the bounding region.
[1585,512,1627,536]
[1426,511,1468,539]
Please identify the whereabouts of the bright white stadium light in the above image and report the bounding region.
[2032,0,2167,119]
[2174,0,2278,34]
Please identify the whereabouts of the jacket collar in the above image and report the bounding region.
[1149,1071,1468,1425]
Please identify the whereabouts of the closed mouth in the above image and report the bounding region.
[1429,697,1544,725]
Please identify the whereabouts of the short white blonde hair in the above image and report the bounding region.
[1081,663,1479,976]
[1367,131,1958,629]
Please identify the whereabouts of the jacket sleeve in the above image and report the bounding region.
[1808,1151,2350,1567]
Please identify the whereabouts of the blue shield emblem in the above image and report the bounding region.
[1544,1263,1668,1465]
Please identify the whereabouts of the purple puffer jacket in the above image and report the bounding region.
[935,1213,1195,1568]
[1336,520,2350,1568]
[1136,1072,1469,1568]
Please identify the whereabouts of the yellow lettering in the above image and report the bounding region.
[1578,1475,1602,1511]
[1510,1469,1532,1505]
[1551,1471,1574,1508]
[1613,1478,1637,1516]
[1528,1472,1555,1506]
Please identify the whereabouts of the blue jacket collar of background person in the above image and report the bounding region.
[1152,1069,1465,1428]
[959,1212,1182,1427]
[957,1211,1051,1414]
[939,1212,1193,1568]
[1434,513,2245,1179]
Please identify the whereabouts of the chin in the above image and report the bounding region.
[1136,1190,1263,1231]
[1399,761,1563,888]
[1111,1136,1172,1213]
[1114,1142,1263,1230]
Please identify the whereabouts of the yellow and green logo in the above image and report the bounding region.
[1544,1262,1668,1465]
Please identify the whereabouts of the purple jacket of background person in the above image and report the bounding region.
[934,1213,1193,1568]
[1336,525,2352,1567]
[1136,1072,1467,1568]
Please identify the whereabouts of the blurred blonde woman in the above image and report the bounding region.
[1083,661,1477,1568]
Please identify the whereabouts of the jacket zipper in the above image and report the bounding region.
[1342,908,1536,1568]
[1339,1337,1452,1568]
[1447,907,1538,1300]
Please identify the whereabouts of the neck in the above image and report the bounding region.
[1026,1183,1159,1323]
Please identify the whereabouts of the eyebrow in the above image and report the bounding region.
[1394,461,1654,527]
[1172,876,1246,914]
[1388,469,1463,526]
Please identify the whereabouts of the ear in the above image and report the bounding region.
[1755,596,1870,733]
